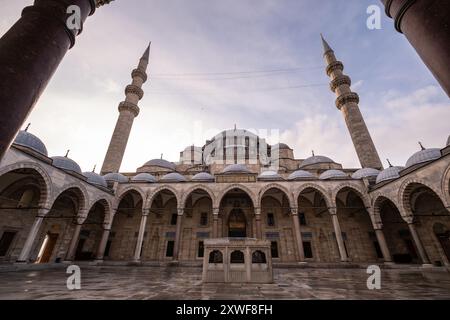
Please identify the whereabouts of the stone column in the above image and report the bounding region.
[95,223,112,262]
[381,0,450,97]
[133,208,149,262]
[375,228,393,263]
[0,0,110,161]
[173,208,184,260]
[330,208,349,262]
[254,208,262,239]
[291,208,305,262]
[16,208,49,263]
[408,222,431,265]
[212,208,220,238]
[64,213,87,262]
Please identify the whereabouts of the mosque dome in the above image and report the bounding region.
[144,159,176,171]
[83,172,107,188]
[376,166,404,184]
[272,143,291,150]
[288,170,315,180]
[161,172,187,182]
[222,164,252,174]
[14,130,48,156]
[258,171,282,180]
[192,172,215,182]
[132,173,157,183]
[319,169,348,180]
[405,148,441,168]
[300,155,335,168]
[351,168,380,179]
[103,172,128,183]
[52,156,82,174]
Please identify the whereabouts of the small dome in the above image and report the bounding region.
[83,172,107,188]
[192,172,215,182]
[288,170,315,180]
[144,159,176,171]
[161,172,187,182]
[258,170,282,180]
[14,131,48,156]
[376,166,404,184]
[222,164,251,174]
[319,169,348,180]
[351,168,380,179]
[405,148,441,168]
[103,172,128,183]
[132,173,157,183]
[272,143,291,150]
[300,155,334,168]
[52,156,82,174]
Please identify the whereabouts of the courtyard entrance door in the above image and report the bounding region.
[38,233,58,263]
[228,208,246,238]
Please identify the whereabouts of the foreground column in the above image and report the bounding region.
[408,222,431,265]
[375,228,393,263]
[330,208,349,262]
[173,208,184,260]
[212,208,219,238]
[64,223,82,262]
[17,208,49,263]
[133,209,149,262]
[254,208,262,239]
[381,0,450,97]
[0,0,112,161]
[291,208,305,262]
[95,223,112,262]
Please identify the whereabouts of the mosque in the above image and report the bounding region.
[0,37,449,269]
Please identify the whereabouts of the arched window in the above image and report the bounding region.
[230,250,245,263]
[252,250,267,263]
[208,250,223,263]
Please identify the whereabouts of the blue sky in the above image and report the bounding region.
[1,0,449,172]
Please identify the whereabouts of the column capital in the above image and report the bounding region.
[290,207,298,215]
[254,207,261,215]
[76,216,86,225]
[37,208,50,217]
[142,208,150,216]
[213,208,220,215]
[177,208,184,216]
[328,207,337,215]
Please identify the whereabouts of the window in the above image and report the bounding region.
[200,212,208,226]
[267,213,275,227]
[298,212,307,226]
[230,250,245,263]
[166,241,174,257]
[271,241,279,258]
[0,231,16,256]
[303,241,313,258]
[252,250,267,263]
[209,250,223,263]
[170,214,178,226]
[198,241,204,258]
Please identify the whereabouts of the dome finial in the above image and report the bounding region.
[386,159,393,168]
[418,141,425,150]
[92,164,97,173]
[65,149,70,158]
[24,123,31,132]
[312,150,315,157]
[141,42,151,61]
[320,33,333,54]
[161,153,163,160]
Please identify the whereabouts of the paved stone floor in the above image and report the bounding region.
[0,266,449,300]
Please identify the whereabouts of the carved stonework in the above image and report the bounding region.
[118,101,140,117]
[330,75,351,92]
[335,92,360,110]
[125,84,144,100]
[326,61,344,76]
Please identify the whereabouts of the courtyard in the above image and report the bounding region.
[0,265,449,300]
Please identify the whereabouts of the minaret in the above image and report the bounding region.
[101,43,150,174]
[321,35,383,170]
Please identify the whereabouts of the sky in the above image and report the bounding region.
[1,0,449,173]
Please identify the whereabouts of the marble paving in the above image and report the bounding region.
[0,266,449,300]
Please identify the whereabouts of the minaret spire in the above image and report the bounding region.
[322,35,383,170]
[101,44,151,174]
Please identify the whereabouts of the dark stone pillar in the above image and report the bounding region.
[381,0,450,97]
[0,0,97,160]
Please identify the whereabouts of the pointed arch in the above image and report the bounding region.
[181,184,215,208]
[294,183,332,209]
[0,161,52,208]
[332,182,371,209]
[87,197,113,225]
[257,183,295,208]
[442,164,450,210]
[145,185,181,209]
[216,184,256,208]
[115,186,146,209]
[51,182,89,213]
